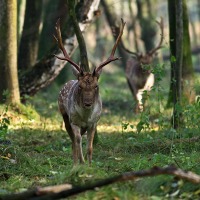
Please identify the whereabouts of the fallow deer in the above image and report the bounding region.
[122,17,164,113]
[54,19,126,165]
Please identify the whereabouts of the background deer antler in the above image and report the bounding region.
[120,17,164,59]
[148,17,164,56]
[95,18,126,73]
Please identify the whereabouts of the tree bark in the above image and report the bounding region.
[136,0,157,52]
[167,0,176,108]
[0,0,20,104]
[69,0,90,72]
[101,0,128,68]
[17,0,26,48]
[182,0,195,103]
[37,0,68,60]
[172,0,183,129]
[18,0,43,70]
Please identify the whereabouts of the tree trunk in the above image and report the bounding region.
[136,0,157,52]
[0,0,20,104]
[167,0,195,108]
[167,0,177,108]
[18,0,100,99]
[69,0,90,72]
[182,0,195,103]
[18,0,43,70]
[17,0,26,48]
[172,0,183,129]
[128,0,139,52]
[37,0,68,60]
[101,0,128,68]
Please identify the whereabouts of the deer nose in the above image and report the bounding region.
[83,98,93,108]
[84,103,92,107]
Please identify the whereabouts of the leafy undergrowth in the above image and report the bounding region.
[1,67,200,199]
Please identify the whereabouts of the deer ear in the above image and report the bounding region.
[92,67,102,78]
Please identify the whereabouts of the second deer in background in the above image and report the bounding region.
[122,17,164,113]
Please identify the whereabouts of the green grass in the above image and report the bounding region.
[0,65,200,199]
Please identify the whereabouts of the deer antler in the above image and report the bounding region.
[121,17,164,59]
[148,17,164,56]
[54,19,81,72]
[95,18,126,73]
[120,41,141,59]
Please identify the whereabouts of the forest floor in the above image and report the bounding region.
[0,65,200,199]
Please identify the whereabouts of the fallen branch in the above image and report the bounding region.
[0,184,72,200]
[1,165,200,200]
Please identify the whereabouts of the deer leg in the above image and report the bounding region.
[62,114,78,165]
[86,124,96,166]
[71,124,85,164]
[126,78,140,113]
[136,90,144,112]
[62,114,83,165]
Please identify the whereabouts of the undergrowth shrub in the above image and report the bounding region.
[0,105,10,139]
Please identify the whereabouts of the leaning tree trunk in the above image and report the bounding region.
[0,0,20,104]
[18,0,100,100]
[69,0,90,72]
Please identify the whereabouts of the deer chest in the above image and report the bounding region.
[69,104,102,128]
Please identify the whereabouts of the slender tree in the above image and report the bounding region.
[101,0,128,68]
[182,0,195,103]
[167,0,195,109]
[17,0,26,48]
[0,0,20,104]
[18,0,43,70]
[166,0,176,108]
[136,0,157,52]
[38,0,68,60]
[68,0,90,72]
[168,0,183,129]
[128,0,139,52]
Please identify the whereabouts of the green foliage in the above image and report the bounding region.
[12,103,40,120]
[0,105,10,139]
[136,110,151,133]
[170,55,176,63]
